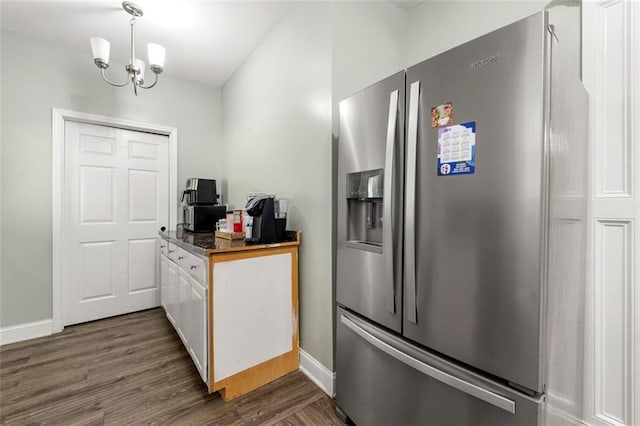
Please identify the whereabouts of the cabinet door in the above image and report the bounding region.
[176,269,190,344]
[189,277,208,383]
[166,260,178,326]
[160,254,169,309]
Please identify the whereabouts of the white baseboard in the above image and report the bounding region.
[544,402,589,426]
[0,319,53,346]
[299,348,336,397]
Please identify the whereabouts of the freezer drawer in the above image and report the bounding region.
[336,307,542,426]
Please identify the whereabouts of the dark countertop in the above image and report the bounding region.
[159,229,300,256]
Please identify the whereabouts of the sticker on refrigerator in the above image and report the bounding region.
[431,102,453,128]
[437,121,476,176]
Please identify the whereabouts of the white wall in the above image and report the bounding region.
[222,3,333,369]
[407,1,547,65]
[222,1,408,373]
[406,0,581,76]
[0,30,223,327]
[331,2,408,109]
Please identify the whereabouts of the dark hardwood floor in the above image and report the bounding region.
[0,308,344,425]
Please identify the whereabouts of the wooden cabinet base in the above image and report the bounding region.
[207,239,300,402]
[210,349,299,401]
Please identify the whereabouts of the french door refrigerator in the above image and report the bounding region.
[336,11,587,425]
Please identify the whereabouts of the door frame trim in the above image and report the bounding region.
[51,108,178,333]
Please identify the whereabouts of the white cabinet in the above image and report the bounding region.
[189,276,207,383]
[176,269,190,345]
[159,232,300,400]
[159,239,169,310]
[159,254,169,310]
[159,241,208,384]
[165,257,178,327]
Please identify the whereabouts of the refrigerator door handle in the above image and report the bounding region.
[341,313,517,414]
[383,89,399,314]
[405,81,420,323]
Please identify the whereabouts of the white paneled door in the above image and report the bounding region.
[63,121,169,326]
[583,1,639,425]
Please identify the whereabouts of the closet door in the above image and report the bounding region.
[63,121,169,326]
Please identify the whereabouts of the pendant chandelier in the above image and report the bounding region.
[90,1,166,96]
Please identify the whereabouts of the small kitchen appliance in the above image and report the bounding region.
[182,178,225,232]
[183,205,226,233]
[245,195,287,243]
[181,178,219,205]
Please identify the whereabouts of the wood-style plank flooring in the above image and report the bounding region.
[0,308,344,425]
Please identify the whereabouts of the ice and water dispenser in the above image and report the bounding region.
[345,169,384,251]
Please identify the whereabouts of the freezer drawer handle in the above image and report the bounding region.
[405,81,420,324]
[341,314,516,414]
[383,89,399,314]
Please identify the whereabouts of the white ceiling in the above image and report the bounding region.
[0,0,294,87]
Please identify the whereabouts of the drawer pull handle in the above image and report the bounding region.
[178,256,185,260]
[340,314,517,414]
[168,250,175,253]
[190,265,197,270]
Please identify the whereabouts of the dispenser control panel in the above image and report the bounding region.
[346,169,384,200]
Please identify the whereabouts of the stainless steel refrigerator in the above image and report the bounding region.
[336,11,587,425]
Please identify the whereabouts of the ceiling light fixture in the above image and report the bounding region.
[90,1,166,96]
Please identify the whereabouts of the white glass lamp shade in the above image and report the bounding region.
[147,43,165,72]
[90,37,110,65]
[135,58,146,81]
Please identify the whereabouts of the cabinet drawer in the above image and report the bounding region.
[167,242,179,262]
[188,253,208,284]
[160,239,169,256]
[176,247,189,269]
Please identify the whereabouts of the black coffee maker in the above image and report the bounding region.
[245,195,286,243]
